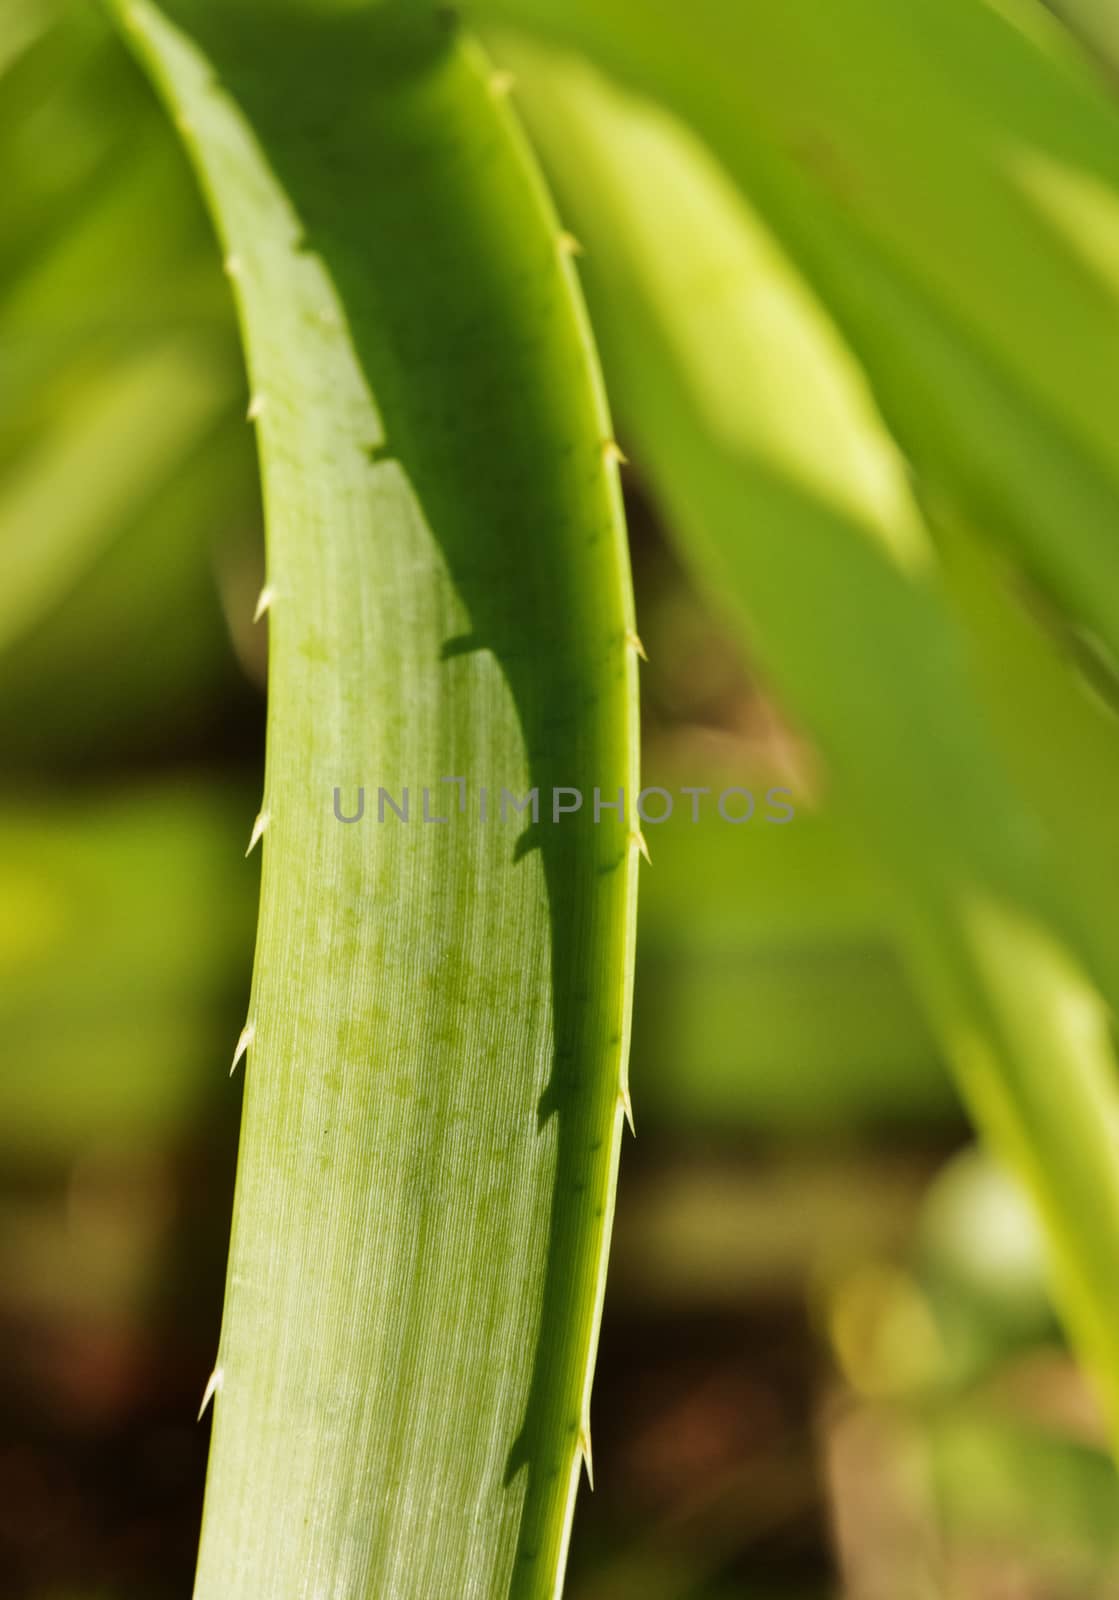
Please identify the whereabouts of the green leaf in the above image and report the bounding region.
[0,782,255,1156]
[0,425,257,767]
[634,798,952,1134]
[499,42,1119,1460]
[1046,0,1119,84]
[931,507,1119,984]
[0,337,230,656]
[476,0,1119,670]
[106,1,639,1595]
[0,1,251,755]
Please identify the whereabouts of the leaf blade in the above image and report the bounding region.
[107,3,639,1594]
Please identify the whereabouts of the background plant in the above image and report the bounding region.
[5,0,1119,1596]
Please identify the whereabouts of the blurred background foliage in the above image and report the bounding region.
[6,0,1119,1596]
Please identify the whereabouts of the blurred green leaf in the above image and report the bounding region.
[479,0,1119,673]
[0,0,255,757]
[930,1406,1119,1577]
[0,338,231,657]
[0,427,258,767]
[501,43,1119,1462]
[0,783,253,1157]
[1045,0,1119,82]
[635,809,951,1133]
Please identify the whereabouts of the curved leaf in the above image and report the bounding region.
[107,3,640,1595]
